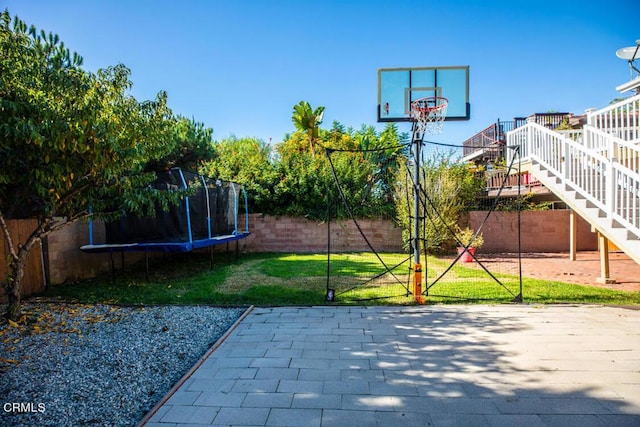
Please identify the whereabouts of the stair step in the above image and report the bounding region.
[525,127,640,265]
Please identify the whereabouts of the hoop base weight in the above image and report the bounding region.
[413,263,424,304]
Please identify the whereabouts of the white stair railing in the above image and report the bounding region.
[587,93,640,142]
[507,120,640,262]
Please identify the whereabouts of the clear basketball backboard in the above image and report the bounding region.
[377,66,470,122]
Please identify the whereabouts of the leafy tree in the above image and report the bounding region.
[273,130,332,218]
[146,116,215,172]
[326,120,348,147]
[291,101,325,153]
[0,10,187,319]
[353,124,408,207]
[273,120,406,220]
[201,136,278,212]
[395,151,483,253]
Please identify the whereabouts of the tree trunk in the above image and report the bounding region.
[6,297,22,322]
[1,214,43,321]
[4,252,28,321]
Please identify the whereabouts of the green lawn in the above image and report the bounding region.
[41,252,640,307]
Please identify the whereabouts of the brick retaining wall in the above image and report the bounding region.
[39,210,598,287]
[45,220,148,285]
[243,214,404,253]
[469,210,597,252]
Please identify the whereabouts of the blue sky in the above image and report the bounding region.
[4,0,639,145]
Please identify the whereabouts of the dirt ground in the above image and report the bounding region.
[477,251,640,292]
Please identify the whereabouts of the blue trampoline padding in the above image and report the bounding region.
[80,232,250,254]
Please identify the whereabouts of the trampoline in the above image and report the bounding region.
[81,167,249,255]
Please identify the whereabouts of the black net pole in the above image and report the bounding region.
[405,167,413,297]
[326,181,333,301]
[516,145,523,302]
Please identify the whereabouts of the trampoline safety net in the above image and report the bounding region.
[83,167,249,253]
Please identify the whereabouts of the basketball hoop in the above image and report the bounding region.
[410,96,448,135]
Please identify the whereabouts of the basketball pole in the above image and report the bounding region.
[407,96,447,304]
[412,124,423,303]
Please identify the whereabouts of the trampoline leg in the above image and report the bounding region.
[209,245,214,269]
[110,252,115,282]
[235,240,239,259]
[145,251,149,282]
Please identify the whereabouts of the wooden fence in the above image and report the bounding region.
[0,219,45,301]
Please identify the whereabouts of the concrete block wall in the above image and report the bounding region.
[46,220,146,285]
[243,214,404,253]
[41,210,598,287]
[469,210,597,253]
[44,215,404,284]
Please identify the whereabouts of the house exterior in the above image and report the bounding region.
[460,95,640,283]
[461,112,587,205]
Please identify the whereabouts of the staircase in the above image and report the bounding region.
[507,94,640,265]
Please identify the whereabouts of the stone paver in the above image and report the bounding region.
[142,305,640,426]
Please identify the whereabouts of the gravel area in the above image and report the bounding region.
[0,302,247,426]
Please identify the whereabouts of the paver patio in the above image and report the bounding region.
[142,304,640,426]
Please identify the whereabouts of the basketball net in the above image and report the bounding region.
[410,96,448,135]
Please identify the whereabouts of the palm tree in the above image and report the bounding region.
[292,101,325,153]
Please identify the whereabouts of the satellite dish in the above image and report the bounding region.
[616,40,640,92]
[616,45,640,61]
